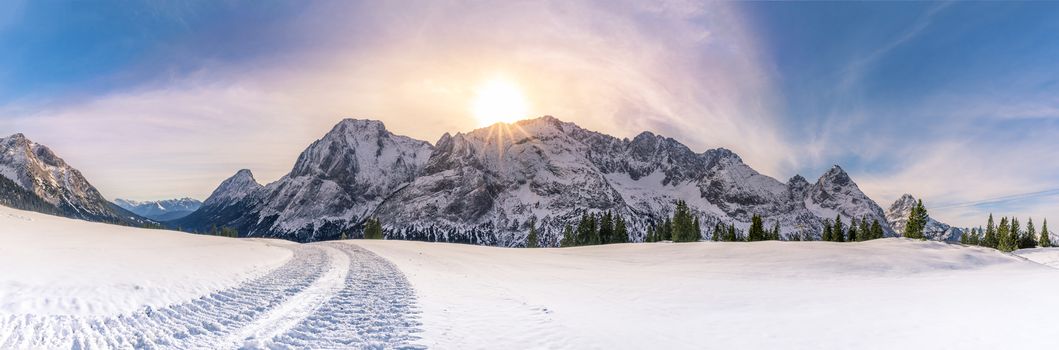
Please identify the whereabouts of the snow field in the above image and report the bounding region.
[358,239,1059,349]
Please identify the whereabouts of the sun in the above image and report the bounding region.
[471,78,529,126]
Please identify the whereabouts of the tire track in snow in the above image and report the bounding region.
[0,244,329,349]
[259,242,424,349]
[0,241,424,349]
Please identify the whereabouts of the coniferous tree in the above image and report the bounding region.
[771,222,781,240]
[364,218,384,239]
[613,215,628,243]
[970,228,981,246]
[1040,219,1052,248]
[712,223,722,241]
[904,199,928,239]
[869,219,883,240]
[645,225,657,243]
[748,214,765,242]
[526,220,539,248]
[833,215,845,242]
[998,217,1015,252]
[982,214,998,248]
[599,211,614,244]
[727,223,738,242]
[560,224,575,247]
[847,218,859,242]
[1023,218,1037,249]
[822,220,834,242]
[1011,217,1023,249]
[671,201,698,242]
[858,219,870,242]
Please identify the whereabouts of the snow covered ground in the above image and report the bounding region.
[4,204,1059,349]
[359,239,1059,349]
[0,206,421,348]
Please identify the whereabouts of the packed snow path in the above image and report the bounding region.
[0,242,422,349]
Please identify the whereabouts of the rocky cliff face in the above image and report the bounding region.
[0,133,150,226]
[886,194,962,241]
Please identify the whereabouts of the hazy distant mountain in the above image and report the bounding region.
[114,198,202,221]
[180,116,897,245]
[0,133,152,226]
[886,194,963,241]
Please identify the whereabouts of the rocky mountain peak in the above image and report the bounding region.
[203,169,262,206]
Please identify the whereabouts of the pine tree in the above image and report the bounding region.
[727,223,738,242]
[997,217,1015,252]
[748,214,765,242]
[858,219,870,242]
[613,215,628,243]
[1011,217,1023,249]
[340,231,348,240]
[560,224,575,247]
[982,214,998,248]
[1040,219,1052,248]
[364,218,384,239]
[671,201,698,242]
[526,220,539,248]
[833,215,845,242]
[1023,218,1038,249]
[904,199,928,239]
[822,220,833,242]
[599,211,614,244]
[711,223,722,241]
[869,219,883,240]
[770,222,781,240]
[847,218,859,242]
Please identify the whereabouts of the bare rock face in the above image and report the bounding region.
[179,116,898,244]
[886,194,962,241]
[0,133,151,225]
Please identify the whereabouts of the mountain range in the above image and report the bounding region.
[2,118,965,245]
[114,198,202,221]
[173,116,936,245]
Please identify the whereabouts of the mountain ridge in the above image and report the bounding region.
[180,116,899,245]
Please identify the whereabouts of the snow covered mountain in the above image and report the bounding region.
[377,116,893,245]
[0,133,151,226]
[180,116,895,245]
[114,197,202,221]
[173,119,433,240]
[886,194,963,241]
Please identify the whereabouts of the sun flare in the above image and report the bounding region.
[471,78,529,126]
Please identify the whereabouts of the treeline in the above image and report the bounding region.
[644,200,700,242]
[555,210,629,247]
[960,215,1051,251]
[206,225,239,238]
[821,214,886,242]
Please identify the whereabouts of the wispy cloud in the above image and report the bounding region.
[1,0,791,200]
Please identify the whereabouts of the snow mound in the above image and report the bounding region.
[0,205,291,316]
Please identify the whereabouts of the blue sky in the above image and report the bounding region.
[1,1,1057,226]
